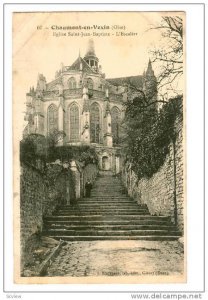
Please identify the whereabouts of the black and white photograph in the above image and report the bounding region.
[12,11,186,284]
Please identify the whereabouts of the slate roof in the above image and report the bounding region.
[106,75,143,89]
[68,57,97,74]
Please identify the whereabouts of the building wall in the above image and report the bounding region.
[42,94,123,146]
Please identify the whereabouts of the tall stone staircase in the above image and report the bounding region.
[43,172,181,241]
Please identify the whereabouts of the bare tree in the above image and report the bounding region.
[150,16,183,97]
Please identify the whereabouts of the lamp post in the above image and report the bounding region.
[171,128,178,226]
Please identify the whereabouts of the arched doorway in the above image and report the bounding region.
[102,156,110,171]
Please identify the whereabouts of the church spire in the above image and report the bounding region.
[143,59,158,105]
[84,39,99,72]
[146,59,154,76]
[78,49,83,71]
[85,39,96,57]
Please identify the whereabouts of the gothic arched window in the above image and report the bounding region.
[69,103,79,142]
[90,103,100,143]
[87,78,94,90]
[68,77,76,89]
[111,106,121,145]
[47,104,58,133]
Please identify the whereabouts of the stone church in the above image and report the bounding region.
[24,39,157,173]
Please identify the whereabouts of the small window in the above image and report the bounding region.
[47,104,58,133]
[87,78,94,90]
[69,103,79,142]
[68,77,76,89]
[111,106,121,145]
[90,103,100,143]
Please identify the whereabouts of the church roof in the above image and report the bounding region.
[106,75,143,89]
[84,39,97,58]
[146,59,154,76]
[68,56,97,74]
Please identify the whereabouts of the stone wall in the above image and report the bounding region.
[20,163,47,267]
[43,164,76,213]
[20,162,76,267]
[20,161,98,267]
[122,114,184,231]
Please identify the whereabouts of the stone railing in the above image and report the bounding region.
[64,88,82,97]
[42,87,123,102]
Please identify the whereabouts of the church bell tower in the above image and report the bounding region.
[84,39,99,72]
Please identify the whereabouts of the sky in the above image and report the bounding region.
[13,12,166,83]
[12,11,184,135]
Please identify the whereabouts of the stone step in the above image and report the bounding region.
[93,186,122,188]
[79,202,134,205]
[69,201,141,204]
[43,173,180,241]
[90,194,125,197]
[44,219,172,226]
[90,195,127,197]
[96,183,119,185]
[86,194,128,196]
[53,211,150,216]
[93,186,122,189]
[88,195,128,197]
[43,229,181,236]
[66,199,142,203]
[60,207,145,211]
[56,206,148,211]
[93,189,123,190]
[45,224,176,231]
[91,193,124,196]
[80,196,130,199]
[91,188,123,190]
[55,210,150,214]
[65,204,144,209]
[45,235,180,241]
[73,203,138,206]
[92,188,123,190]
[88,195,131,198]
[80,200,132,203]
[81,195,131,198]
[91,191,123,193]
[44,215,171,222]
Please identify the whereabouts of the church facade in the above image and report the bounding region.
[24,40,157,173]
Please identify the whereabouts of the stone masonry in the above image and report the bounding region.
[122,112,184,231]
[20,161,98,269]
[20,164,47,267]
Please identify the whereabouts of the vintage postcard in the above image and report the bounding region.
[13,11,186,284]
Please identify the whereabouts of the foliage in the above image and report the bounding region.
[20,132,98,167]
[20,134,47,166]
[47,145,98,166]
[46,129,66,147]
[123,95,182,179]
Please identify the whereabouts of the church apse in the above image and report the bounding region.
[24,39,157,173]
